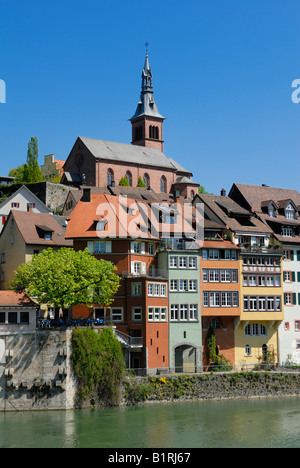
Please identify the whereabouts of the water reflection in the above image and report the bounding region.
[0,398,300,448]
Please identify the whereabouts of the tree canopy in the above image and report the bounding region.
[10,248,120,309]
[9,137,44,184]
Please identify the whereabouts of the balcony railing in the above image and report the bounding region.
[116,330,143,348]
[239,244,283,254]
[159,238,199,251]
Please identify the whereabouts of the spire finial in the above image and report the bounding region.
[145,41,149,53]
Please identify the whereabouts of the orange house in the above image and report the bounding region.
[67,190,170,371]
[200,239,241,366]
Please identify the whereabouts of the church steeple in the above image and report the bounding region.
[130,47,165,152]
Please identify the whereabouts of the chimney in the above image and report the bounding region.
[221,188,226,197]
[81,188,91,203]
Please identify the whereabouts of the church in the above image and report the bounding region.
[61,50,199,199]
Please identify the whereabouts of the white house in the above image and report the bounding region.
[0,185,51,232]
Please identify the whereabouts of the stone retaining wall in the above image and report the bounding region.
[0,330,76,411]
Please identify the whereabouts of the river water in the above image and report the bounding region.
[0,398,300,448]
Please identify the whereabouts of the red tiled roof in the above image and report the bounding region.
[11,211,73,247]
[0,290,36,307]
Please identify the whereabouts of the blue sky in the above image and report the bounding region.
[0,0,299,195]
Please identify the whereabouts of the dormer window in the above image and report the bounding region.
[36,225,53,240]
[96,220,107,231]
[285,204,296,220]
[282,227,294,237]
[268,206,275,218]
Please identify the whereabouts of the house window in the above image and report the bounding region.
[179,279,188,292]
[268,206,275,218]
[148,283,153,296]
[180,304,188,321]
[295,320,300,331]
[20,312,29,324]
[111,308,123,322]
[0,312,5,323]
[209,249,219,260]
[179,256,187,268]
[189,279,197,291]
[245,323,267,336]
[282,227,294,237]
[245,344,252,356]
[169,256,178,268]
[189,304,198,321]
[170,279,178,291]
[170,305,179,321]
[132,283,142,296]
[148,307,167,322]
[148,243,154,255]
[285,204,296,219]
[189,257,197,269]
[132,307,142,321]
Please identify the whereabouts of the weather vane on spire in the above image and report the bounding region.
[145,41,150,52]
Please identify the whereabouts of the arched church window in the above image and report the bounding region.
[107,168,114,186]
[160,175,167,193]
[126,171,132,186]
[143,173,150,188]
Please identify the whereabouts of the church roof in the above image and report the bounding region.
[77,136,192,175]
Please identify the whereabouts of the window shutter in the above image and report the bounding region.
[130,242,134,253]
[105,241,112,253]
[87,241,94,253]
[297,272,300,283]
[284,293,287,305]
[131,261,135,274]
[291,250,294,261]
[141,242,145,254]
[292,271,296,282]
[297,251,300,261]
[293,293,297,305]
[141,262,146,275]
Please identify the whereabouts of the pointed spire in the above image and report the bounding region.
[130,48,164,121]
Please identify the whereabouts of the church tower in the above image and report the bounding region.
[130,48,165,152]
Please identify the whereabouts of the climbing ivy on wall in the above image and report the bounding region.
[71,327,125,406]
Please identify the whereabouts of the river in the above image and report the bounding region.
[0,398,300,448]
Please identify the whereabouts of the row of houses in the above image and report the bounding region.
[0,51,299,374]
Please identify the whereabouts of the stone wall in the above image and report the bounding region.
[123,372,300,405]
[0,330,76,412]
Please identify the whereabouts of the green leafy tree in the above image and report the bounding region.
[10,248,120,310]
[137,176,146,187]
[23,137,44,183]
[119,176,129,186]
[198,184,209,194]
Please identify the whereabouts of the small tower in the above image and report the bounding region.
[130,47,165,152]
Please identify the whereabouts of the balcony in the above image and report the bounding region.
[159,238,199,251]
[239,243,283,255]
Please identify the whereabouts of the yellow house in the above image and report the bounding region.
[196,192,284,368]
[234,245,284,368]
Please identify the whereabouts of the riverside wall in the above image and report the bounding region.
[1,329,300,411]
[0,330,76,412]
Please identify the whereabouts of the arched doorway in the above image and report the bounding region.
[175,345,196,373]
